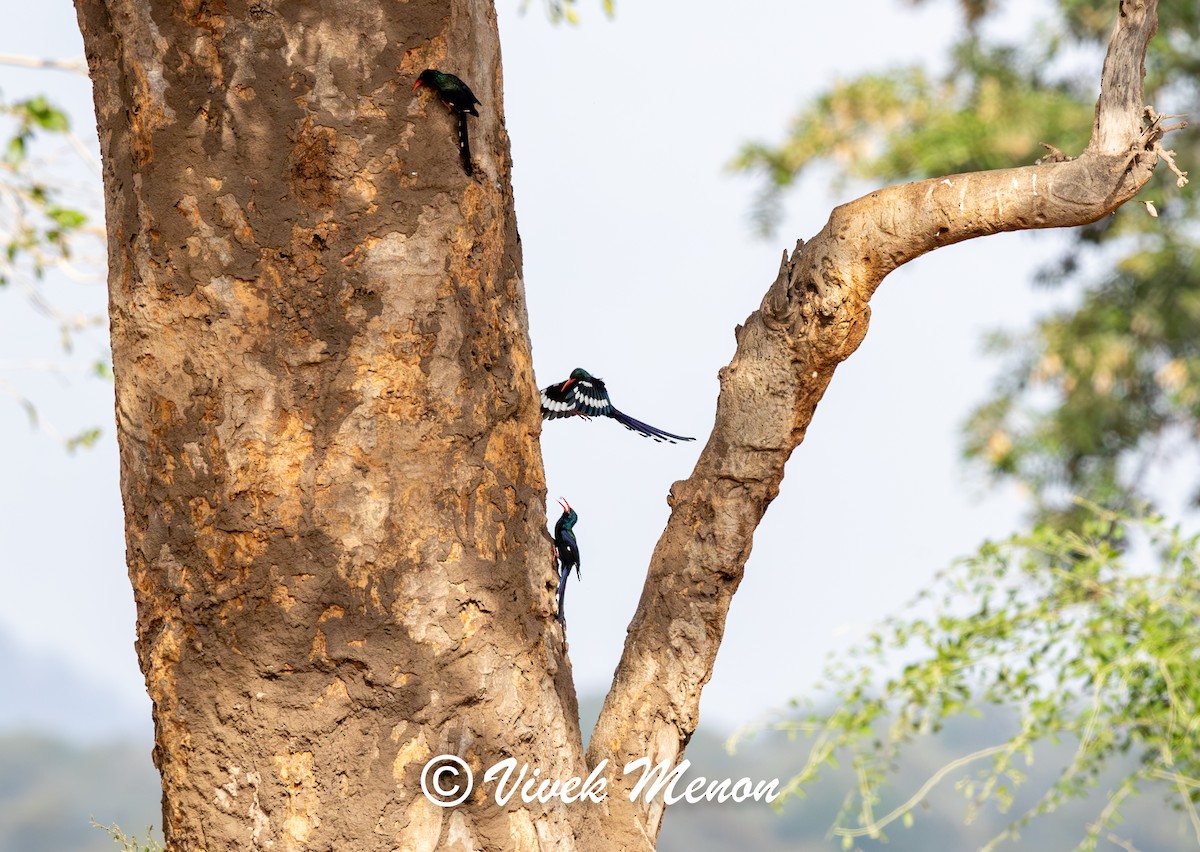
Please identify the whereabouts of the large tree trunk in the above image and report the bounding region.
[75,0,1174,848]
[74,0,582,848]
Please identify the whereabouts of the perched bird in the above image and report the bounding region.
[413,69,481,176]
[540,368,696,444]
[553,498,580,626]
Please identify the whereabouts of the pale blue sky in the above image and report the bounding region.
[0,0,1062,734]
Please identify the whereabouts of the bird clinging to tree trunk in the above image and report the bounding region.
[553,498,580,626]
[413,69,481,176]
[540,368,696,443]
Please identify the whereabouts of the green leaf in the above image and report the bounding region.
[17,95,70,132]
[763,506,1200,845]
[46,205,87,230]
[5,134,27,165]
[66,427,102,453]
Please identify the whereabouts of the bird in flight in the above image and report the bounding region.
[553,498,580,626]
[413,69,481,176]
[540,368,695,444]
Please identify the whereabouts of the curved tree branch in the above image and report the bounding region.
[587,1,1180,844]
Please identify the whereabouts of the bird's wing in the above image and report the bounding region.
[567,376,614,416]
[561,531,580,566]
[540,382,576,420]
[540,376,614,420]
[609,408,696,444]
[449,80,481,115]
[561,537,580,581]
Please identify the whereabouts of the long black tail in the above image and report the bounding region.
[610,408,695,443]
[556,565,569,624]
[457,111,473,176]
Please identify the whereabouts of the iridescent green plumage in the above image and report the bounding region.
[413,69,480,176]
[553,498,580,626]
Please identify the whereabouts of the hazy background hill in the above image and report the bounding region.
[0,629,159,851]
[0,734,161,852]
[0,631,149,743]
[2,636,1191,852]
[656,715,1193,851]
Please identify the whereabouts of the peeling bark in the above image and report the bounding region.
[586,1,1178,845]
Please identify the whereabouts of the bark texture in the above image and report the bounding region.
[75,0,583,849]
[76,0,1176,848]
[586,1,1176,844]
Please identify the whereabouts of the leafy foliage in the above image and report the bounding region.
[522,0,614,25]
[765,508,1200,850]
[965,240,1200,525]
[0,94,89,285]
[0,83,109,448]
[732,0,1198,846]
[732,44,1094,232]
[733,1,1195,526]
[92,821,164,852]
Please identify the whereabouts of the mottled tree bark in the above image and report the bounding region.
[75,0,1177,848]
[75,0,582,849]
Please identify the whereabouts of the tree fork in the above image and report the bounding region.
[72,0,1179,848]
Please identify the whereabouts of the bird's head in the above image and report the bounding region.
[562,367,592,391]
[413,69,437,92]
[557,497,578,525]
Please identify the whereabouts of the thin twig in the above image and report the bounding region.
[834,743,1013,839]
[0,54,88,75]
[67,130,102,176]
